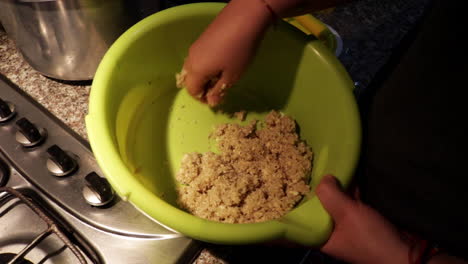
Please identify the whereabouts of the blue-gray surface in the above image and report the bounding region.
[315,0,430,93]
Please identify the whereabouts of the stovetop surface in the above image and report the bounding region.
[0,75,201,264]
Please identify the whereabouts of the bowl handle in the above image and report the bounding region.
[285,14,337,54]
[280,195,333,246]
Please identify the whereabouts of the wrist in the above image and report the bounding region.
[405,236,443,264]
[366,239,409,264]
[383,241,409,264]
[228,0,275,27]
[427,253,466,264]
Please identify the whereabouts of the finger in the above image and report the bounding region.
[184,70,209,101]
[206,78,231,107]
[315,174,355,221]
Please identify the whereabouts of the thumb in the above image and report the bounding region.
[316,175,355,221]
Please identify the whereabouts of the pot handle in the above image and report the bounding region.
[285,14,338,55]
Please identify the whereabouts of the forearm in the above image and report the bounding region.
[219,0,274,36]
[264,0,355,17]
[229,0,355,21]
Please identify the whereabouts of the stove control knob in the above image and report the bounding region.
[15,118,47,147]
[82,172,115,207]
[0,98,16,123]
[46,145,78,177]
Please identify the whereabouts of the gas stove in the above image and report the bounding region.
[0,75,201,264]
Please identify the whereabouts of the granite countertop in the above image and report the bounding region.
[0,31,91,140]
[0,0,428,263]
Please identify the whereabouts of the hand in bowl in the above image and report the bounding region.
[180,0,273,106]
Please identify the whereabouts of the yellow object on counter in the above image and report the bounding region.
[285,14,337,54]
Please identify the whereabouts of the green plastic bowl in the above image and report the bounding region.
[86,3,361,246]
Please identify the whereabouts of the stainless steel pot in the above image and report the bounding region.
[0,0,162,81]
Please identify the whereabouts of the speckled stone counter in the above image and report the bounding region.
[0,0,429,262]
[0,32,91,140]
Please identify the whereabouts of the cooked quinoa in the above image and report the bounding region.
[233,110,247,121]
[176,111,313,223]
[175,68,187,89]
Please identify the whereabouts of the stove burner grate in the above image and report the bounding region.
[0,253,34,264]
[0,187,87,264]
